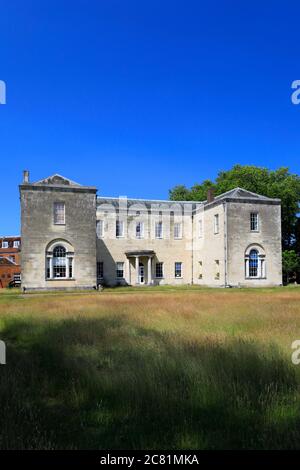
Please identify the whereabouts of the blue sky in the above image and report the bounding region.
[1,0,300,234]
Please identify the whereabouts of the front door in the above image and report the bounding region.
[139,263,145,284]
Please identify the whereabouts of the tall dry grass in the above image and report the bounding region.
[0,287,300,449]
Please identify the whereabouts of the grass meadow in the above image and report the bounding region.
[1,285,300,450]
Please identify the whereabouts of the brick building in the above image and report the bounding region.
[0,236,21,288]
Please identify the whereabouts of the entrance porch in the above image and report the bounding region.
[125,250,155,286]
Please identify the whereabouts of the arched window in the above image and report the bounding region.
[249,249,258,277]
[245,246,266,279]
[46,241,74,279]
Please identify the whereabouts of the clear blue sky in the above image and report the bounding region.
[1,0,300,234]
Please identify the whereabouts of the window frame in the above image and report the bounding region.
[53,202,65,225]
[174,262,182,278]
[174,222,182,240]
[97,261,104,279]
[97,220,104,238]
[250,212,259,232]
[136,221,144,239]
[155,262,164,278]
[116,219,124,238]
[214,214,219,234]
[116,261,124,279]
[155,221,163,239]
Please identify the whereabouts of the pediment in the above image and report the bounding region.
[34,174,82,187]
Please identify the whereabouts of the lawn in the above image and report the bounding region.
[1,286,300,449]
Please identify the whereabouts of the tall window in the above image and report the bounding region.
[13,240,20,248]
[116,262,124,278]
[174,223,182,239]
[54,202,65,224]
[97,220,104,238]
[249,249,259,277]
[250,213,259,231]
[155,221,163,239]
[53,246,67,278]
[214,214,219,234]
[116,219,124,237]
[1,241,8,248]
[136,221,144,238]
[175,262,182,278]
[155,262,163,278]
[97,261,104,279]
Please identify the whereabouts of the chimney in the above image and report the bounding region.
[23,170,30,184]
[207,187,215,203]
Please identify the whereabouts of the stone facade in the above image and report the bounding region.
[20,173,282,290]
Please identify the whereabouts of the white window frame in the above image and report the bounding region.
[53,202,65,225]
[97,261,104,279]
[174,223,182,239]
[214,214,219,234]
[155,262,164,278]
[46,244,74,280]
[116,261,124,278]
[2,241,8,249]
[116,219,124,238]
[13,240,20,248]
[155,221,163,239]
[175,262,182,278]
[136,221,144,239]
[250,212,259,232]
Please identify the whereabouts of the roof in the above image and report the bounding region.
[0,257,18,266]
[20,173,97,192]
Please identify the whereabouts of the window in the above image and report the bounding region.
[2,241,8,248]
[13,240,20,248]
[116,219,124,237]
[97,261,104,279]
[175,262,182,278]
[155,221,163,239]
[53,202,65,224]
[46,243,74,280]
[53,245,67,278]
[97,220,104,238]
[174,223,182,239]
[155,262,163,278]
[249,249,259,277]
[215,260,220,280]
[250,213,259,231]
[136,221,144,239]
[198,219,203,238]
[116,262,124,278]
[214,214,219,234]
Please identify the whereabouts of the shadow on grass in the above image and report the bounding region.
[0,315,299,449]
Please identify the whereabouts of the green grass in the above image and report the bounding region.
[1,287,300,449]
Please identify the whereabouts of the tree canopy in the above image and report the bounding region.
[169,165,300,250]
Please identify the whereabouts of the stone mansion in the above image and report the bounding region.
[20,171,282,291]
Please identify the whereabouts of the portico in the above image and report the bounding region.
[125,250,155,285]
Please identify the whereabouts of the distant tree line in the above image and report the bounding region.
[169,165,300,284]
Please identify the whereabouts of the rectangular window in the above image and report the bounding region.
[97,261,104,278]
[250,213,259,231]
[13,240,20,248]
[214,214,219,234]
[97,220,104,238]
[155,221,163,239]
[116,220,124,238]
[53,202,65,224]
[175,262,182,278]
[136,221,144,238]
[174,223,182,239]
[1,241,8,248]
[116,262,124,278]
[155,262,163,278]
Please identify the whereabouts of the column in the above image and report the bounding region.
[148,257,152,285]
[49,257,53,279]
[65,256,69,278]
[135,256,139,284]
[127,258,131,285]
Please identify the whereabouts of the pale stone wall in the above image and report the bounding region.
[20,184,97,290]
[226,201,282,287]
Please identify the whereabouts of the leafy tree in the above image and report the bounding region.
[282,250,300,284]
[169,165,300,249]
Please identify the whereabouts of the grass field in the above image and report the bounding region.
[1,285,300,450]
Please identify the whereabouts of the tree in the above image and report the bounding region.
[169,165,300,250]
[282,250,300,284]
